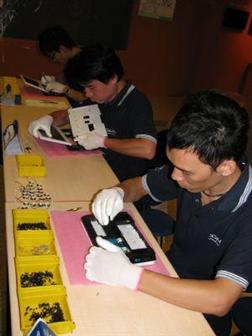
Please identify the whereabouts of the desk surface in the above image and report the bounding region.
[2,106,118,203]
[6,201,215,336]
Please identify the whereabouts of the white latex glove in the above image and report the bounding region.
[40,75,56,86]
[75,132,106,150]
[92,187,124,225]
[84,237,143,289]
[43,81,67,94]
[28,115,53,138]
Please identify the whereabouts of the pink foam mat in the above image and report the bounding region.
[35,138,101,158]
[51,210,170,285]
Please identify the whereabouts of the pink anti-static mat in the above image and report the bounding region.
[35,138,101,158]
[51,210,170,285]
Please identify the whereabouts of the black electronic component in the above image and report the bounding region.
[81,212,156,265]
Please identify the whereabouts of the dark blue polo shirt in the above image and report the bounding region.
[142,162,252,290]
[82,81,157,181]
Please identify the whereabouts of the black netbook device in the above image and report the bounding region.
[37,125,72,146]
[20,74,64,96]
[81,212,156,266]
[38,126,86,151]
[20,74,49,93]
[60,128,86,151]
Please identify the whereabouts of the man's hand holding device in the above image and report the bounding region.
[28,115,53,138]
[91,188,124,225]
[75,132,106,150]
[41,74,68,94]
[84,236,143,289]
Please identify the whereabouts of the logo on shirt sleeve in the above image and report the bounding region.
[208,233,222,246]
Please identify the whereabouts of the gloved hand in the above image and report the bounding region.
[92,187,124,225]
[43,80,67,94]
[84,237,143,289]
[28,115,53,138]
[75,132,106,150]
[40,75,56,87]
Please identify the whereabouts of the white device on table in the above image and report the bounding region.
[81,212,156,266]
[68,104,107,138]
[37,125,72,146]
[20,74,49,93]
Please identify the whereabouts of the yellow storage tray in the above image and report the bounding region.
[2,76,21,95]
[16,154,47,177]
[15,235,56,257]
[18,286,75,335]
[15,255,63,291]
[13,209,52,239]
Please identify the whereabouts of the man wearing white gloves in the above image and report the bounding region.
[28,115,54,138]
[86,91,252,336]
[85,236,143,290]
[38,26,85,104]
[29,44,157,182]
[40,75,67,94]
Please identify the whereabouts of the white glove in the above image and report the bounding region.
[76,132,106,150]
[40,75,56,86]
[28,115,53,138]
[92,187,124,225]
[43,81,67,94]
[84,237,143,289]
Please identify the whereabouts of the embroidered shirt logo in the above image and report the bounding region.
[107,128,116,136]
[208,233,222,246]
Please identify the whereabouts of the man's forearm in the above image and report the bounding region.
[139,270,242,316]
[118,176,147,202]
[50,110,69,127]
[65,87,86,102]
[104,138,156,160]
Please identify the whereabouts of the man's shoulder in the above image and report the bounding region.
[122,82,151,106]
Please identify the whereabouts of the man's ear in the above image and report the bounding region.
[217,160,236,176]
[111,75,118,84]
[59,45,67,53]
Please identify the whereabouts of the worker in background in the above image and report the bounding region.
[29,44,157,183]
[38,25,85,104]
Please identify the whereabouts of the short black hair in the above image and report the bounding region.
[167,90,250,168]
[38,26,76,56]
[64,44,124,86]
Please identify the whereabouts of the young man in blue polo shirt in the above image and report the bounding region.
[85,90,252,336]
[29,44,157,182]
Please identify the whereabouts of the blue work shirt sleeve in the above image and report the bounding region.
[142,164,179,202]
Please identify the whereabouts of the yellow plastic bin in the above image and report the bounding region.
[18,286,75,335]
[13,209,52,240]
[15,235,56,257]
[16,154,47,177]
[15,255,63,292]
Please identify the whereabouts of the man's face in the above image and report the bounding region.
[166,148,224,193]
[83,78,118,104]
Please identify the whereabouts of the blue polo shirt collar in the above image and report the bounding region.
[101,81,135,108]
[199,162,252,213]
